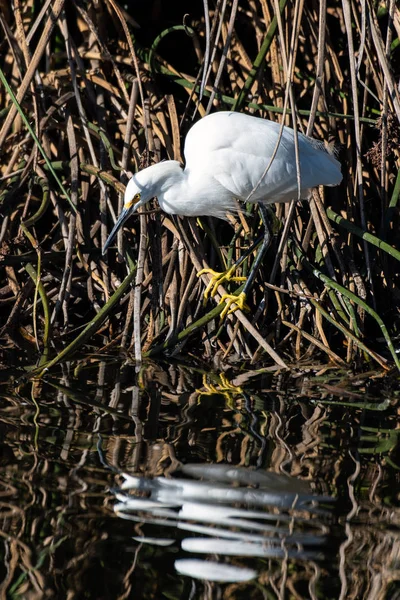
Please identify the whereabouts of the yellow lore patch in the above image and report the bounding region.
[124,193,140,210]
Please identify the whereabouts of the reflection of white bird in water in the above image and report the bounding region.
[103,111,342,317]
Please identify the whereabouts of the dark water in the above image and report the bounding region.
[0,357,399,599]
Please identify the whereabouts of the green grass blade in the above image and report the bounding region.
[0,66,76,213]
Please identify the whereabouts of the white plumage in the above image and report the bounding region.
[103,111,341,252]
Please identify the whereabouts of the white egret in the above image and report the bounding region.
[103,111,342,317]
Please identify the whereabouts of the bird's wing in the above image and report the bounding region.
[184,112,341,203]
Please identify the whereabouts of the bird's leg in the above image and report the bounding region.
[197,234,264,302]
[219,204,272,319]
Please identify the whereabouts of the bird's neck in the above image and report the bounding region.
[152,161,191,215]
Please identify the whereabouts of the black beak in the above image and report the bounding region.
[102,207,132,254]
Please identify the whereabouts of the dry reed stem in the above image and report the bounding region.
[0,1,399,372]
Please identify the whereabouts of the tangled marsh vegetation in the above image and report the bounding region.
[0,0,400,374]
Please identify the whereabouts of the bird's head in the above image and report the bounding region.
[102,161,183,254]
[102,172,154,254]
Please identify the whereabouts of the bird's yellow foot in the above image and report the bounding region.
[219,291,250,320]
[197,266,246,301]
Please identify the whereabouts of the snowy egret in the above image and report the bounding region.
[103,111,342,317]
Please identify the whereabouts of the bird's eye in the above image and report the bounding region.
[124,192,140,210]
